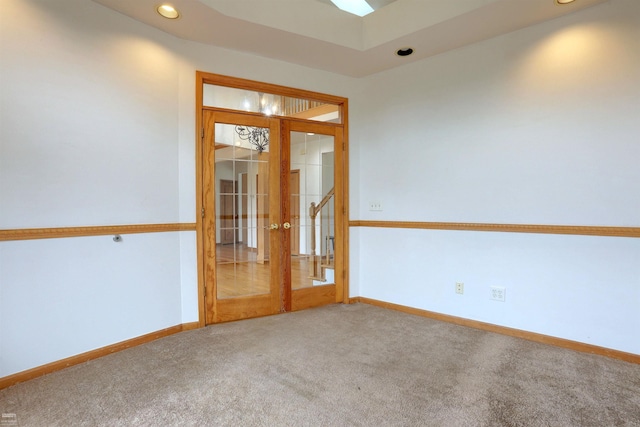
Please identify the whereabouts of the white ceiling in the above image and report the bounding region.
[92,0,606,77]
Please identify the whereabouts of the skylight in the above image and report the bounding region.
[330,0,374,17]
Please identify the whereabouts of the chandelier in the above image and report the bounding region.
[235,125,269,153]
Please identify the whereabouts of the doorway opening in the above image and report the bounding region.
[196,72,349,324]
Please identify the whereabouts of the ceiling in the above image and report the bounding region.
[92,0,606,77]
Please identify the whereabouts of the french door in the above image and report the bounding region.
[203,110,344,323]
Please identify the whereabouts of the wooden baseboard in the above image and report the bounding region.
[0,323,199,390]
[181,321,201,331]
[350,297,640,365]
[5,301,636,390]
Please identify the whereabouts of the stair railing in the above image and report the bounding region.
[308,187,334,280]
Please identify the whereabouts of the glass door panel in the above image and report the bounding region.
[203,111,281,323]
[214,123,272,299]
[289,132,335,290]
[204,111,342,322]
[285,121,342,311]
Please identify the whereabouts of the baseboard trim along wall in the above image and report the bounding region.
[2,298,637,390]
[351,297,640,365]
[0,223,197,241]
[349,221,640,238]
[0,322,200,390]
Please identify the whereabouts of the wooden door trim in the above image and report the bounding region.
[268,121,284,315]
[341,99,350,304]
[198,72,347,108]
[281,120,293,311]
[202,110,217,324]
[197,72,349,325]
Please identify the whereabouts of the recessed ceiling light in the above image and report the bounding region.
[556,0,576,4]
[396,47,414,57]
[157,4,180,19]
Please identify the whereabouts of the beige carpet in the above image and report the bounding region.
[1,303,639,426]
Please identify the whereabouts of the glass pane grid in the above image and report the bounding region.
[215,122,271,300]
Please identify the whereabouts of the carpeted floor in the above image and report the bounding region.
[1,303,639,426]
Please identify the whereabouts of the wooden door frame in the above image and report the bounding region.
[195,71,349,326]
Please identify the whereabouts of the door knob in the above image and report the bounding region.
[283,222,291,229]
[270,223,279,230]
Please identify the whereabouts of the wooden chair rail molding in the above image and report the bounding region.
[349,220,640,238]
[0,223,197,242]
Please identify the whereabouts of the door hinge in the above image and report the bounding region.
[201,128,205,139]
[342,141,345,151]
[201,207,205,218]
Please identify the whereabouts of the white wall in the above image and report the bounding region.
[0,0,185,377]
[2,0,637,378]
[351,0,640,354]
[358,228,640,353]
[0,1,180,228]
[0,0,355,377]
[0,233,182,376]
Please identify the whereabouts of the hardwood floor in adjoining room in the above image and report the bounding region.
[215,244,325,299]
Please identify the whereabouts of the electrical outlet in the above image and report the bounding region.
[455,282,464,295]
[490,286,506,302]
[368,201,383,211]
